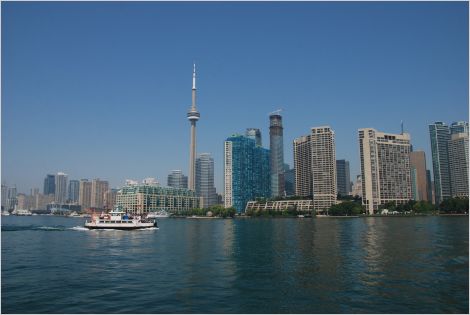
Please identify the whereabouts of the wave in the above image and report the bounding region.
[138,227,159,231]
[69,226,90,231]
[1,225,67,232]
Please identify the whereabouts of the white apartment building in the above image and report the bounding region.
[79,179,92,210]
[293,126,337,212]
[91,179,109,209]
[449,132,469,197]
[311,127,337,211]
[359,128,412,214]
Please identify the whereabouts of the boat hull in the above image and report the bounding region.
[84,222,157,230]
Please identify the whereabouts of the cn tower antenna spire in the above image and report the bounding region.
[192,63,196,91]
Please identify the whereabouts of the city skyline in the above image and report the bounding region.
[2,2,468,194]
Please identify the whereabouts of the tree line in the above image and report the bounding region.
[179,205,237,218]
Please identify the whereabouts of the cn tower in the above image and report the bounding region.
[187,64,200,191]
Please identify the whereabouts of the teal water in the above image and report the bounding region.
[1,216,468,313]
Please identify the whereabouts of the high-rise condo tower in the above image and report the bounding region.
[359,128,412,214]
[269,112,285,197]
[429,122,451,204]
[187,64,200,191]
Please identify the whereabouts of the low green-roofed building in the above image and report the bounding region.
[116,184,201,214]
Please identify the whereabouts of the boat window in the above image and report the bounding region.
[99,221,105,223]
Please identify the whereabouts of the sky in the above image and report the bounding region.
[2,1,469,194]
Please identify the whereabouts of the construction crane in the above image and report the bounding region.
[269,108,283,116]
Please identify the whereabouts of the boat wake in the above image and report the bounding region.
[138,227,159,231]
[2,225,159,232]
[69,226,90,231]
[1,225,67,232]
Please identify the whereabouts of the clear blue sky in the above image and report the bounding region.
[2,1,468,194]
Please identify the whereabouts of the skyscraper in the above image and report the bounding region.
[54,172,68,204]
[336,159,351,197]
[167,170,188,189]
[195,153,217,208]
[68,180,80,203]
[246,128,262,146]
[1,184,7,209]
[284,168,296,197]
[6,186,17,210]
[269,113,285,197]
[426,170,433,203]
[43,174,55,195]
[310,127,337,211]
[351,175,363,197]
[79,179,92,210]
[294,127,337,212]
[187,64,200,191]
[104,188,119,210]
[293,135,312,197]
[449,132,469,197]
[224,134,270,213]
[359,128,412,214]
[409,151,429,201]
[429,122,452,204]
[91,179,109,209]
[450,121,469,135]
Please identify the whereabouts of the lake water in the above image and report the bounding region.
[1,215,468,313]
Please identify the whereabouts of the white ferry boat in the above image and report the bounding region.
[12,209,33,216]
[84,207,157,230]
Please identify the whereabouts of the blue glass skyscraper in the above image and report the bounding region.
[429,122,451,204]
[224,134,271,213]
[43,174,55,195]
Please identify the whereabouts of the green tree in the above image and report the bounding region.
[328,201,363,216]
[412,200,436,213]
[439,197,469,214]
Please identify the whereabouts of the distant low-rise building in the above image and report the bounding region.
[17,193,34,210]
[245,200,314,213]
[34,193,55,210]
[116,184,201,214]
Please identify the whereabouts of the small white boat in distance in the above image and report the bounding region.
[12,209,33,216]
[85,207,157,230]
[147,210,171,218]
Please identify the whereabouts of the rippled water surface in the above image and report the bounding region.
[2,216,468,313]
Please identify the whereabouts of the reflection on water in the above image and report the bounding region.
[1,216,468,313]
